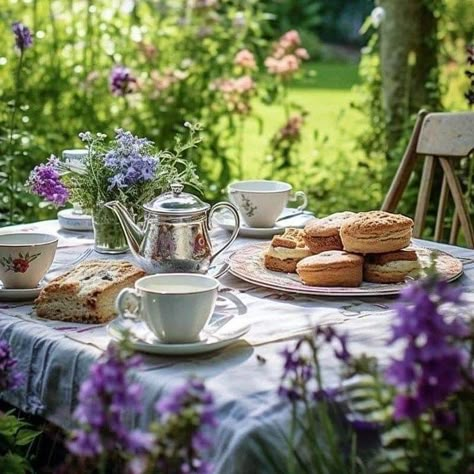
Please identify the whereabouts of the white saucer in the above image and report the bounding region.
[214,208,314,238]
[0,283,42,302]
[107,317,250,355]
[58,209,93,231]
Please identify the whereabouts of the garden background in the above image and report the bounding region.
[0,0,473,236]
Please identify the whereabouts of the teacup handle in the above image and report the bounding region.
[289,191,308,211]
[207,202,240,264]
[116,288,142,320]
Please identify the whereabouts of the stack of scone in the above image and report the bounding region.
[263,210,420,287]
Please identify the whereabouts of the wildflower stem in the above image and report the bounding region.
[7,50,24,224]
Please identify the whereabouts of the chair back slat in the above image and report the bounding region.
[416,112,474,157]
[382,111,474,248]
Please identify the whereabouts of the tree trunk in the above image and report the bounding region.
[379,0,439,150]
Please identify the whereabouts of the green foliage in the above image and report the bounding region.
[0,410,39,474]
[352,0,474,233]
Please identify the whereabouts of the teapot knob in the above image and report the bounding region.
[171,182,184,196]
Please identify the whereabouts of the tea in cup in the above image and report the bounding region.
[228,180,307,228]
[0,233,58,289]
[116,274,219,344]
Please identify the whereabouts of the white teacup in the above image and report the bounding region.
[0,233,58,289]
[228,180,307,228]
[116,274,219,344]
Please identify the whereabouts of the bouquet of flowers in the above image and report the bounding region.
[27,123,202,252]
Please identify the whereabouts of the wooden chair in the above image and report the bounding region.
[382,110,474,248]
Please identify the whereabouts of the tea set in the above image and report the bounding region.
[0,180,309,354]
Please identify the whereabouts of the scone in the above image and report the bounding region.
[264,228,312,273]
[35,260,145,323]
[296,251,364,287]
[340,211,413,254]
[364,247,420,283]
[303,212,356,254]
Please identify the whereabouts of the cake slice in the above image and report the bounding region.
[35,260,145,323]
[263,228,312,273]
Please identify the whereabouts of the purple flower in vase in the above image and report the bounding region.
[109,65,137,97]
[386,277,469,420]
[27,155,69,206]
[104,129,158,190]
[12,22,33,52]
[0,339,24,392]
[68,344,151,458]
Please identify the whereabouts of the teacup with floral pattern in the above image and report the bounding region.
[0,233,58,289]
[228,180,308,228]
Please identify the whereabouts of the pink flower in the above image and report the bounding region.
[234,75,255,93]
[265,55,300,77]
[234,49,256,70]
[212,75,255,114]
[280,30,301,48]
[295,48,310,60]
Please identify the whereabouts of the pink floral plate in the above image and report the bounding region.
[227,243,463,297]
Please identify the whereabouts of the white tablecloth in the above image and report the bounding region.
[1,220,473,473]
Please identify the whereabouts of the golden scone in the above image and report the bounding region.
[264,228,311,273]
[340,211,413,254]
[296,251,364,287]
[303,212,356,254]
[364,248,420,283]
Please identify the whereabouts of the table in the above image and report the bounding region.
[1,220,473,473]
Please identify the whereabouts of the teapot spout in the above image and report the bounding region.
[104,201,144,256]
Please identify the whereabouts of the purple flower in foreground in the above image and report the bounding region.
[27,155,69,206]
[152,377,216,474]
[278,340,313,401]
[68,344,151,458]
[0,339,24,392]
[279,326,351,402]
[386,278,468,420]
[109,65,137,96]
[104,129,158,190]
[12,22,33,52]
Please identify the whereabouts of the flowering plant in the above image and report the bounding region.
[0,339,39,473]
[27,123,202,216]
[64,330,216,474]
[254,274,474,474]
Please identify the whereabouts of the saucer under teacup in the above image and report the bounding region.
[215,207,314,238]
[0,282,43,302]
[107,316,250,355]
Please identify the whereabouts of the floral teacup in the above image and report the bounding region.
[228,180,308,228]
[0,233,58,289]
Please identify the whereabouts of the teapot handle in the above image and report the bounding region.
[207,202,240,264]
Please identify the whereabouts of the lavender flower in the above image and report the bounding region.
[0,339,24,392]
[26,155,69,206]
[279,326,351,402]
[68,344,152,458]
[109,65,137,96]
[151,377,216,474]
[104,129,158,190]
[12,22,33,52]
[278,339,313,401]
[386,278,468,420]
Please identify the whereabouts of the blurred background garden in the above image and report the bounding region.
[1,0,473,235]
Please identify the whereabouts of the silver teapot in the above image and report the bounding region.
[105,184,240,274]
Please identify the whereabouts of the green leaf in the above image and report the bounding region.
[0,452,31,474]
[15,428,40,446]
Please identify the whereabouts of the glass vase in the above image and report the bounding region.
[92,206,128,254]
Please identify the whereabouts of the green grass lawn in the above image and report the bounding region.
[241,62,361,178]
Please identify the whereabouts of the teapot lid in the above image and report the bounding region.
[144,183,210,215]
